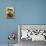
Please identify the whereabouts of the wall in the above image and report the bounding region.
[0,0,46,44]
[16,0,46,24]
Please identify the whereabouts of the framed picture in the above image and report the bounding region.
[18,24,46,42]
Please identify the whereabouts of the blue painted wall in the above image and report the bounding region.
[0,0,46,44]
